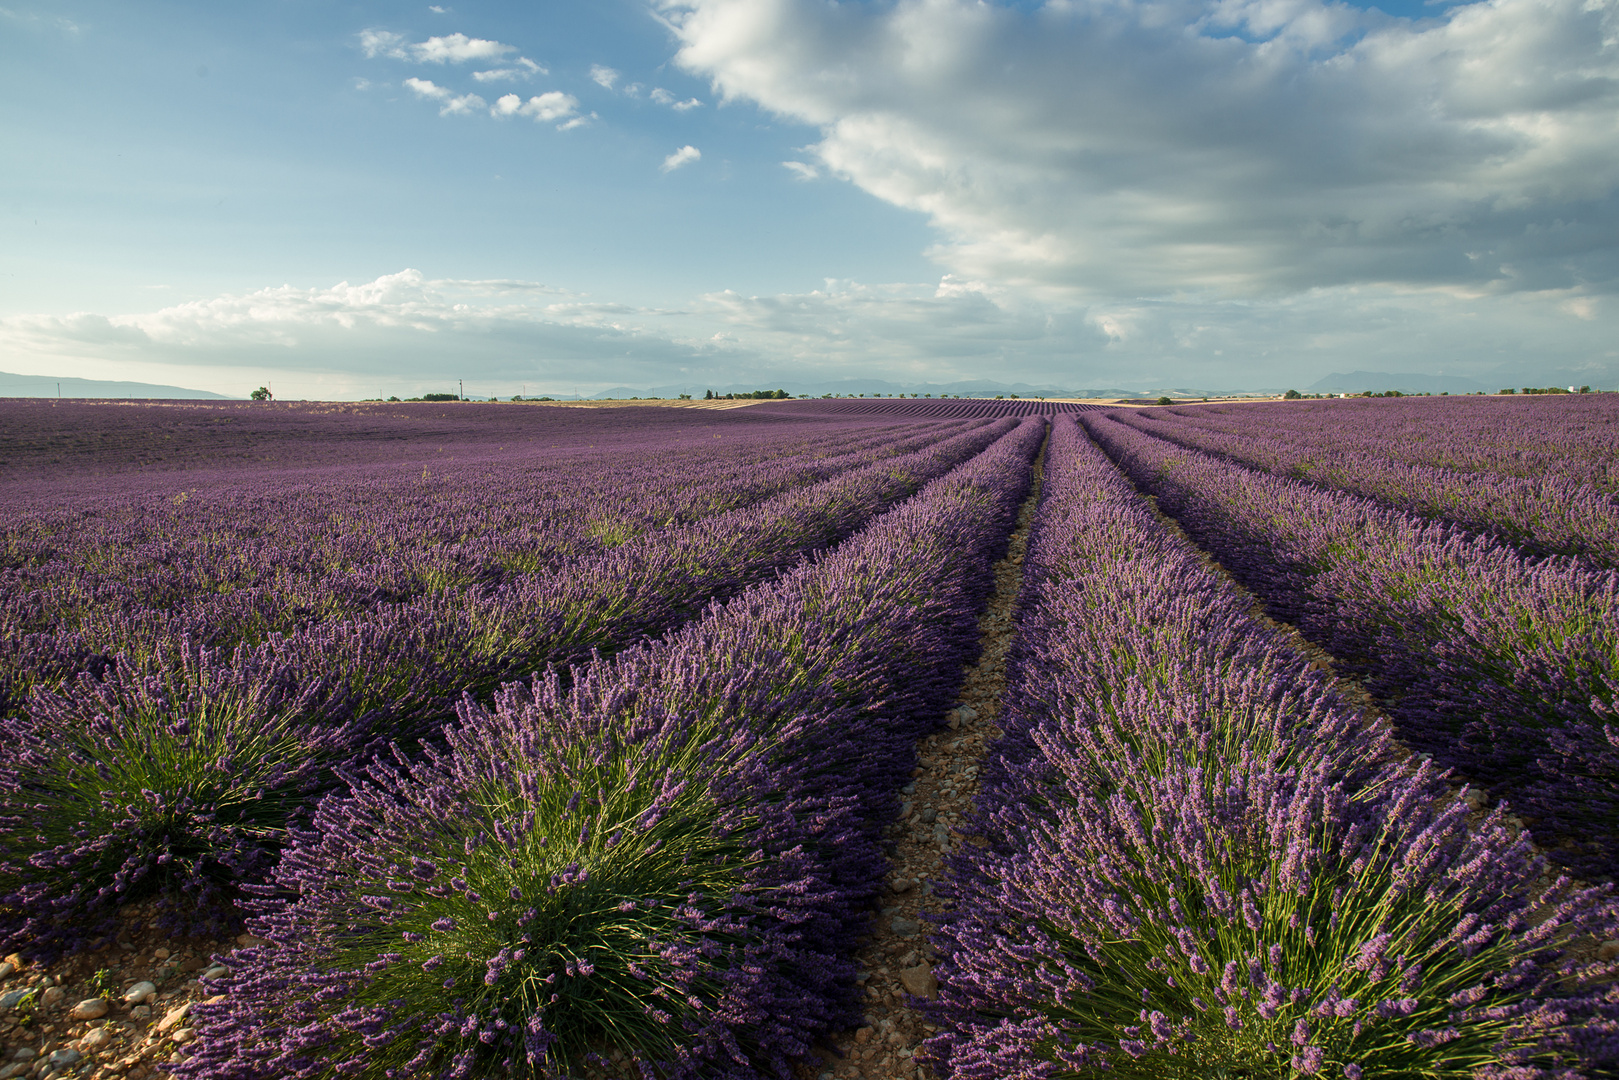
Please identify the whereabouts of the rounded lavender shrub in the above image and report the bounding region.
[0,639,370,958]
[178,692,859,1080]
[930,755,1619,1079]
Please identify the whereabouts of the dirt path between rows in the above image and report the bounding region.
[800,437,1047,1080]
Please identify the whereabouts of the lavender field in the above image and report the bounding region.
[1,397,1617,1080]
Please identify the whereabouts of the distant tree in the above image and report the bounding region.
[250,386,272,401]
[678,393,692,400]
[704,389,715,400]
[1580,385,1592,394]
[1156,396,1173,406]
[387,395,400,402]
[422,393,459,402]
[1500,388,1516,395]
[1283,389,1301,399]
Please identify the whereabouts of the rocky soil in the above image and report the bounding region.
[0,906,243,1080]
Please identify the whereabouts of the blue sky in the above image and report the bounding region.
[3,0,1617,397]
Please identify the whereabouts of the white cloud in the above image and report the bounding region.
[590,64,620,89]
[403,77,486,116]
[361,29,518,64]
[412,32,515,63]
[781,161,819,181]
[557,115,594,131]
[663,0,1619,301]
[650,87,703,110]
[472,57,543,81]
[359,29,407,59]
[429,5,447,12]
[492,91,579,122]
[661,144,702,172]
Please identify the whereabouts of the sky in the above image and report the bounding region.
[2,0,1617,398]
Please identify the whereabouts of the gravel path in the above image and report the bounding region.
[800,437,1046,1080]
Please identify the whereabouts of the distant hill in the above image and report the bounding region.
[1307,371,1492,395]
[0,371,231,400]
[593,379,1149,400]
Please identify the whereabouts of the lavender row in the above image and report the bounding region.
[928,415,1619,1078]
[1113,402,1619,566]
[755,399,1103,419]
[0,418,1008,722]
[171,418,1047,1080]
[1146,396,1619,494]
[1081,409,1619,880]
[1,414,965,652]
[0,418,1020,960]
[0,399,936,481]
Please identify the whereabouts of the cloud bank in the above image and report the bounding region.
[4,271,1612,398]
[663,0,1619,300]
[0,272,743,398]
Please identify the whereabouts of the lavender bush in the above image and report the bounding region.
[0,639,379,958]
[176,698,860,1080]
[928,416,1619,1079]
[936,756,1619,1079]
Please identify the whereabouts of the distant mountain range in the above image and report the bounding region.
[0,370,231,399]
[1306,371,1495,395]
[589,378,1171,400]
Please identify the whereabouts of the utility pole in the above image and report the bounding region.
[57,382,60,398]
[459,379,464,401]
